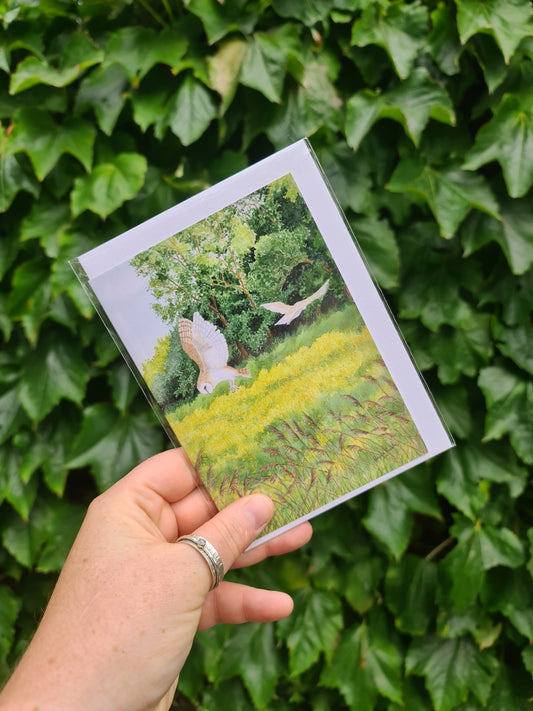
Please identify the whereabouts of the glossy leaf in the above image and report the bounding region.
[385,555,437,635]
[208,38,247,113]
[75,64,129,136]
[218,623,281,709]
[344,555,384,614]
[9,32,103,93]
[279,588,342,675]
[478,365,533,464]
[187,0,261,45]
[0,585,20,660]
[427,3,462,75]
[1,446,38,520]
[387,158,500,237]
[67,404,162,491]
[350,215,400,289]
[35,500,85,573]
[406,636,497,710]
[363,484,412,558]
[7,107,95,180]
[346,68,455,149]
[460,205,533,276]
[463,92,533,198]
[165,75,217,146]
[436,444,525,520]
[321,617,403,710]
[455,0,533,63]
[240,30,292,104]
[71,152,147,218]
[18,332,88,422]
[0,154,40,212]
[351,1,428,79]
[103,26,187,80]
[483,568,533,640]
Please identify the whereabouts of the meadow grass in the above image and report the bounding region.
[166,305,427,532]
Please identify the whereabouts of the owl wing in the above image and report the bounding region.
[191,312,229,369]
[260,301,290,315]
[178,318,205,370]
[295,279,330,309]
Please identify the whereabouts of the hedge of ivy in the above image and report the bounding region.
[1,1,532,709]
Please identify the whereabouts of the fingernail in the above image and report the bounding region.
[244,495,274,530]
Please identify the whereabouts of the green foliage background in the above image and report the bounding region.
[1,0,532,708]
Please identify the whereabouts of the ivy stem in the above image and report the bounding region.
[424,536,455,562]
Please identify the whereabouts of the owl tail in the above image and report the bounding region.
[237,367,251,377]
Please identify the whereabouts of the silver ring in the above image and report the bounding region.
[176,534,224,590]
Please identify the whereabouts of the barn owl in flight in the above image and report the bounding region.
[261,279,330,326]
[178,312,250,394]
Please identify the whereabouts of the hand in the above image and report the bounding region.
[0,449,312,711]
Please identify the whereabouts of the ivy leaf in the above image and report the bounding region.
[272,0,331,27]
[266,60,342,149]
[455,0,533,63]
[472,34,508,93]
[0,585,21,661]
[7,259,51,346]
[406,636,498,711]
[0,387,23,446]
[9,32,103,93]
[427,3,462,76]
[321,617,403,710]
[439,532,485,610]
[67,404,162,491]
[107,362,138,415]
[0,154,40,212]
[18,331,87,423]
[278,588,342,675]
[316,142,373,214]
[208,38,247,114]
[463,92,533,198]
[187,0,261,45]
[20,197,71,264]
[493,320,533,376]
[478,365,533,464]
[427,315,492,384]
[346,68,455,149]
[433,382,472,439]
[363,484,412,559]
[460,204,533,277]
[436,445,525,520]
[387,158,500,238]
[75,64,129,136]
[456,516,525,571]
[385,555,437,635]
[218,623,281,709]
[240,30,293,104]
[1,446,38,520]
[344,555,385,614]
[71,152,147,219]
[350,215,400,289]
[40,412,81,497]
[483,568,533,640]
[35,500,85,573]
[164,75,217,146]
[103,26,187,81]
[7,107,95,180]
[351,1,429,79]
[442,516,525,609]
[131,78,170,133]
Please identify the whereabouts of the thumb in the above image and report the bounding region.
[178,495,274,589]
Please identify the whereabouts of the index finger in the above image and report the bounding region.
[115,447,202,503]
